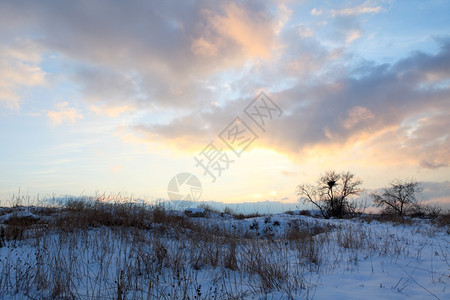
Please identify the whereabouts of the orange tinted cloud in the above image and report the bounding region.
[47,102,83,125]
[0,42,45,109]
[332,1,384,17]
[342,106,375,129]
[89,104,135,117]
[201,2,274,60]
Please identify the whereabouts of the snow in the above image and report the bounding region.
[185,207,206,214]
[1,209,39,223]
[0,207,448,299]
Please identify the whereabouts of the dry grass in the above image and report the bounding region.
[0,198,447,299]
[432,212,450,229]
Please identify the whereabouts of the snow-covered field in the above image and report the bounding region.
[0,205,448,299]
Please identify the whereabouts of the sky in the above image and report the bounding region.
[0,0,449,207]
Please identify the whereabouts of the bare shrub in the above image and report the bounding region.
[372,179,422,217]
[197,203,221,214]
[299,210,311,216]
[297,170,363,218]
[361,214,414,225]
[233,212,260,220]
[433,212,450,228]
[286,224,310,241]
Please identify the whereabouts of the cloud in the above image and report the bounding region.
[73,66,145,110]
[342,106,375,129]
[421,181,450,205]
[331,1,384,17]
[274,3,293,34]
[0,0,278,111]
[1,0,448,175]
[310,8,322,16]
[328,15,365,45]
[200,2,275,60]
[264,24,339,81]
[297,24,313,38]
[0,41,45,109]
[345,29,363,43]
[47,102,83,125]
[89,104,135,117]
[421,160,448,169]
[324,1,387,45]
[134,38,450,171]
[403,112,450,169]
[191,37,219,57]
[283,40,448,160]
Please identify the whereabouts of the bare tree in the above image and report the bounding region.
[297,170,363,218]
[371,179,422,216]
